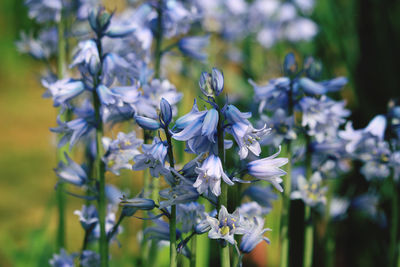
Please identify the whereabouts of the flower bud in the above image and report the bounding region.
[211,68,224,96]
[135,115,160,130]
[89,7,112,34]
[304,57,322,80]
[199,68,224,97]
[120,198,156,216]
[160,98,172,126]
[283,52,297,76]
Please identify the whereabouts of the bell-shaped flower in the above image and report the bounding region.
[160,98,172,126]
[199,68,224,97]
[80,250,100,267]
[135,115,161,131]
[242,185,278,211]
[70,40,100,75]
[240,216,271,253]
[49,249,75,267]
[259,108,297,147]
[54,153,88,186]
[132,137,168,177]
[51,101,96,149]
[74,205,98,231]
[176,202,207,233]
[173,108,218,143]
[159,182,199,209]
[205,206,246,244]
[26,0,62,23]
[291,172,327,207]
[193,154,234,196]
[102,131,142,175]
[247,147,288,192]
[42,78,85,107]
[178,35,209,61]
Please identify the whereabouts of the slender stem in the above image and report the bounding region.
[303,206,313,267]
[164,124,177,267]
[280,140,292,267]
[303,136,313,267]
[107,214,125,242]
[390,169,399,267]
[93,35,108,267]
[190,235,197,267]
[217,108,230,267]
[56,9,68,250]
[154,0,164,79]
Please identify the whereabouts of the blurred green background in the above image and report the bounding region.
[1,0,400,266]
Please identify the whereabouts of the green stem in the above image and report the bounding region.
[217,108,230,267]
[164,124,177,267]
[280,141,292,267]
[303,136,313,267]
[93,36,108,267]
[190,235,197,267]
[390,170,399,267]
[56,10,67,250]
[303,206,313,267]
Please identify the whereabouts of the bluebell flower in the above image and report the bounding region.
[144,219,181,242]
[70,40,100,75]
[139,79,182,119]
[193,154,234,196]
[329,198,349,221]
[174,99,207,130]
[74,205,98,231]
[88,6,112,34]
[16,28,57,60]
[55,153,88,186]
[247,147,288,192]
[205,205,246,244]
[160,98,172,126]
[240,216,271,253]
[159,181,199,208]
[259,109,297,147]
[223,104,270,159]
[133,137,169,177]
[102,131,142,175]
[176,202,207,233]
[25,0,62,23]
[299,96,350,142]
[173,108,218,143]
[238,201,271,217]
[135,115,161,130]
[242,185,278,211]
[42,78,85,107]
[199,68,224,97]
[178,35,209,61]
[283,52,297,76]
[298,77,347,95]
[120,197,156,211]
[249,77,291,113]
[51,102,96,149]
[77,0,100,20]
[102,53,137,85]
[49,249,76,267]
[291,172,327,207]
[80,250,100,267]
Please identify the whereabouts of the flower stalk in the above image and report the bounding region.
[93,33,108,267]
[217,107,230,267]
[303,137,313,267]
[56,7,68,250]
